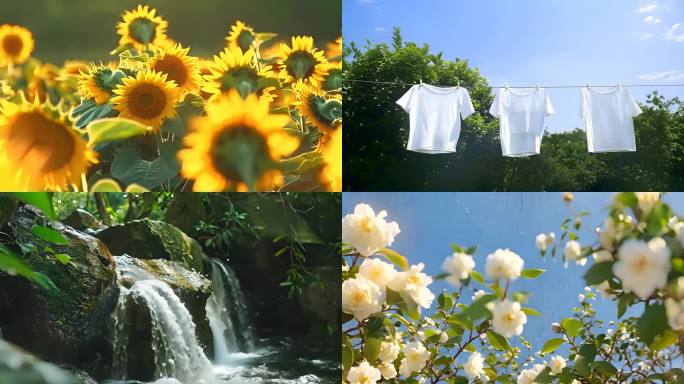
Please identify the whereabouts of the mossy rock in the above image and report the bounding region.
[96,219,205,273]
[0,205,118,378]
[0,339,80,384]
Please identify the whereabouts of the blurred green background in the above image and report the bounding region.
[0,0,341,64]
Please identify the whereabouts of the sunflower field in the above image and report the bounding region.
[0,5,342,192]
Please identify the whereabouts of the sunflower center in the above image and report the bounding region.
[5,111,75,173]
[285,51,317,80]
[237,31,255,52]
[2,34,24,58]
[308,95,341,126]
[128,83,167,119]
[323,69,343,91]
[129,18,157,45]
[210,125,271,188]
[220,67,259,98]
[153,55,188,87]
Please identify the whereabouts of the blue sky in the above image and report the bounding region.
[342,193,684,359]
[344,0,684,133]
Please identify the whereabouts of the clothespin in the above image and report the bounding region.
[617,81,621,87]
[505,83,510,90]
[536,83,540,90]
[586,83,590,89]
[419,78,423,84]
[457,78,461,88]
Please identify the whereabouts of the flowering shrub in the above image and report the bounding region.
[0,5,341,192]
[531,192,684,383]
[342,203,548,383]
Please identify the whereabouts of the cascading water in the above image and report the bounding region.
[205,258,255,363]
[112,279,214,384]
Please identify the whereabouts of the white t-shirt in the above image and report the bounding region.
[580,86,642,153]
[489,88,555,157]
[396,84,475,154]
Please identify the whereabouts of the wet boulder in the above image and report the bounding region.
[112,255,213,380]
[0,339,79,384]
[0,205,118,378]
[96,219,205,272]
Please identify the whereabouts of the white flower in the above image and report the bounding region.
[564,240,585,265]
[549,355,566,374]
[492,300,527,338]
[584,286,592,293]
[571,380,581,384]
[342,203,400,256]
[596,281,615,299]
[415,330,425,341]
[442,252,475,287]
[517,364,545,384]
[342,277,384,321]
[606,329,614,336]
[463,352,486,380]
[473,290,487,301]
[378,362,397,379]
[378,340,400,363]
[388,263,435,309]
[665,299,684,330]
[598,218,618,251]
[485,249,524,281]
[535,234,548,252]
[636,192,661,214]
[614,238,671,299]
[418,377,426,384]
[347,360,381,384]
[578,294,585,302]
[399,341,430,376]
[592,250,613,263]
[359,258,397,290]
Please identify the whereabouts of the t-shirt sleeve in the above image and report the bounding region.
[545,91,555,116]
[460,90,476,119]
[623,89,643,117]
[489,90,501,117]
[396,85,417,112]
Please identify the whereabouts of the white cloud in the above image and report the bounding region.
[635,1,659,13]
[375,27,386,32]
[644,16,662,24]
[664,23,684,42]
[637,70,684,82]
[634,32,656,40]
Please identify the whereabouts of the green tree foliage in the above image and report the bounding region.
[344,29,684,191]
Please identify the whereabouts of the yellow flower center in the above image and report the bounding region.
[359,217,373,232]
[2,34,23,58]
[506,313,516,321]
[286,51,316,80]
[153,55,188,88]
[407,275,421,285]
[635,254,648,271]
[5,112,74,172]
[128,83,167,119]
[353,290,368,304]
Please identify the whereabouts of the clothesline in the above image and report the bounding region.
[344,78,684,89]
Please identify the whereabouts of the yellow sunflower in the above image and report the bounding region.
[117,5,169,52]
[178,90,300,192]
[295,85,342,134]
[0,97,97,191]
[321,61,343,92]
[78,63,136,105]
[111,70,180,129]
[226,21,256,52]
[0,24,34,67]
[150,44,202,97]
[202,47,278,102]
[59,60,89,79]
[319,126,342,192]
[326,37,342,62]
[277,36,328,88]
[27,63,58,104]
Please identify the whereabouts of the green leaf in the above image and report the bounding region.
[31,272,59,292]
[521,269,545,279]
[90,178,123,192]
[470,270,485,284]
[522,307,542,317]
[583,261,614,285]
[638,304,669,345]
[541,338,564,354]
[110,146,179,190]
[55,253,71,265]
[3,193,55,219]
[617,293,636,319]
[615,192,638,208]
[377,248,409,271]
[31,226,68,245]
[86,118,152,146]
[486,331,511,351]
[279,151,324,175]
[438,292,454,311]
[591,361,618,376]
[74,100,116,128]
[651,329,677,351]
[561,317,583,338]
[363,336,382,362]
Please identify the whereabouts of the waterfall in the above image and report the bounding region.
[206,258,255,362]
[112,279,214,383]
